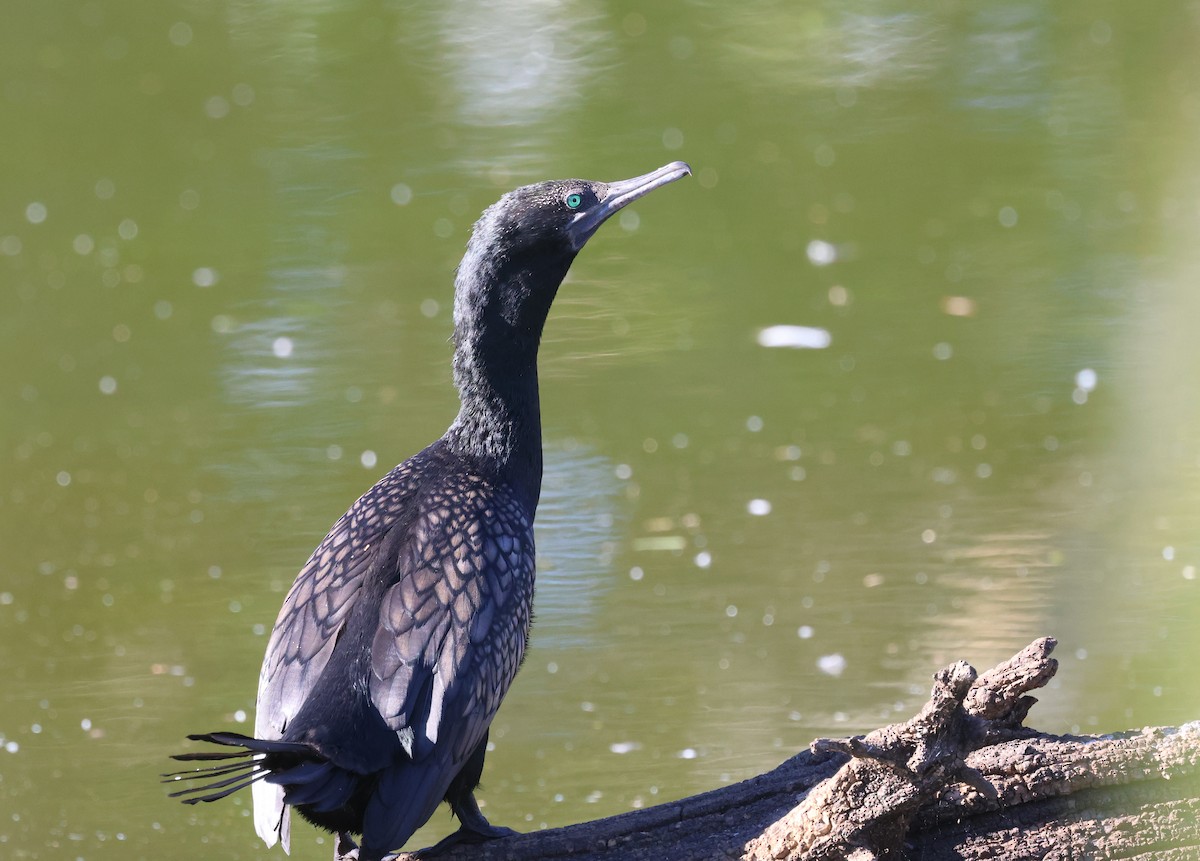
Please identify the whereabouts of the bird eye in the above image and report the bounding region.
[565,193,583,209]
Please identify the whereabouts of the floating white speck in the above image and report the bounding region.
[206,96,230,119]
[360,450,377,469]
[1075,368,1097,392]
[797,625,814,639]
[747,499,772,516]
[1163,546,1175,561]
[99,376,117,395]
[234,709,247,723]
[391,183,413,206]
[694,551,712,569]
[169,21,193,46]
[940,296,976,317]
[817,653,847,677]
[26,202,47,224]
[632,536,686,552]
[806,239,837,266]
[677,748,698,760]
[609,741,641,755]
[272,336,293,358]
[232,83,255,107]
[192,267,219,287]
[757,325,832,349]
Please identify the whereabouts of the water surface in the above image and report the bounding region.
[2,2,1198,857]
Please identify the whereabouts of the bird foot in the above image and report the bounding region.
[415,823,519,857]
[334,831,360,860]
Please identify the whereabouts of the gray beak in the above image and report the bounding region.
[567,161,692,250]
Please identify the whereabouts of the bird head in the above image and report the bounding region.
[453,161,691,354]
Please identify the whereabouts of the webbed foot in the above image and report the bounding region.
[416,822,518,857]
[416,793,517,857]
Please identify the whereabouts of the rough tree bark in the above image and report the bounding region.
[394,638,1199,861]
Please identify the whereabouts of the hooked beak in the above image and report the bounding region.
[567,161,692,250]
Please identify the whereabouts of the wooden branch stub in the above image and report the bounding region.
[744,638,1060,860]
[390,638,1198,861]
[963,636,1058,730]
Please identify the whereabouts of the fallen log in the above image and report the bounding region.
[397,638,1199,861]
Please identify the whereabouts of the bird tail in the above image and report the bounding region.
[163,731,314,804]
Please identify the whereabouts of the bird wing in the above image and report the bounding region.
[252,461,422,849]
[368,477,534,810]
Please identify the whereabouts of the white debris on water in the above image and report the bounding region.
[757,325,832,349]
[817,653,847,677]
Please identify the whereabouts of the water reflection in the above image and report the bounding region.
[219,314,320,408]
[532,440,624,647]
[433,0,612,130]
[953,3,1049,118]
[716,3,946,90]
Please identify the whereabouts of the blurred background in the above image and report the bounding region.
[2,1,1199,858]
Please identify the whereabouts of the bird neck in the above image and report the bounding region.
[445,342,544,504]
[442,244,574,506]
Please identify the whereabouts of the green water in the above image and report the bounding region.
[3,2,1199,858]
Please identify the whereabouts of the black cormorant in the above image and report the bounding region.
[165,161,691,860]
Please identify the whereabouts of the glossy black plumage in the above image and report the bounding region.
[165,162,690,860]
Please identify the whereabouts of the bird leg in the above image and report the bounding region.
[335,831,359,860]
[416,793,518,857]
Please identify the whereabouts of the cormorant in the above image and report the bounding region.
[165,161,691,860]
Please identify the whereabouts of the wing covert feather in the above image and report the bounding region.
[255,462,422,742]
[369,477,535,770]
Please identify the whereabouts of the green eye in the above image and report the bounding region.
[565,193,583,209]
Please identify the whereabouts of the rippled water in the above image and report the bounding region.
[2,2,1198,858]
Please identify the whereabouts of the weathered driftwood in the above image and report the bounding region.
[396,638,1199,861]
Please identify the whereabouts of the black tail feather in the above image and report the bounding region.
[168,767,267,803]
[169,749,255,763]
[164,730,317,805]
[183,731,312,755]
[163,758,257,781]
